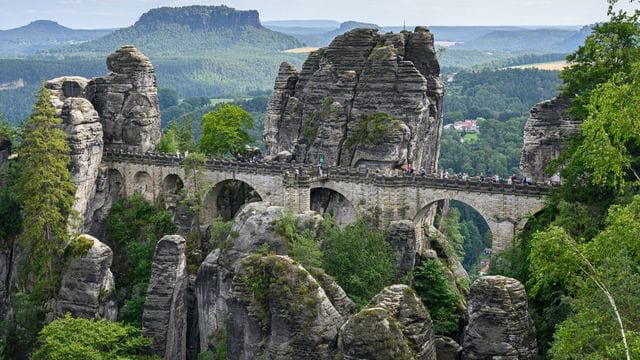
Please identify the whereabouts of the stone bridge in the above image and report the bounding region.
[102,150,547,252]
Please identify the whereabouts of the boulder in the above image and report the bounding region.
[264,27,444,171]
[87,45,161,152]
[195,202,316,352]
[142,235,188,360]
[435,336,462,360]
[461,276,537,360]
[339,285,437,360]
[520,97,580,183]
[227,255,345,359]
[56,235,117,321]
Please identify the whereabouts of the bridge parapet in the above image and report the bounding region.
[102,150,549,197]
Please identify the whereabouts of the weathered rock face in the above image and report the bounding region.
[339,285,437,360]
[195,202,327,353]
[435,336,462,360]
[142,235,188,360]
[56,235,117,320]
[264,27,444,171]
[462,276,537,360]
[387,220,418,276]
[520,97,580,183]
[227,255,346,360]
[87,45,161,152]
[46,77,104,234]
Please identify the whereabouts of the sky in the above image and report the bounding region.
[0,0,636,30]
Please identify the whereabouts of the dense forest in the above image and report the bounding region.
[492,2,640,358]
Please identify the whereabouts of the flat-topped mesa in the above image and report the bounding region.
[135,5,263,31]
[264,26,445,172]
[87,45,161,153]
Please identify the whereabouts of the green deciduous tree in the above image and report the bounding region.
[17,85,75,295]
[413,259,462,335]
[560,0,640,118]
[183,152,210,249]
[321,217,396,307]
[556,63,640,193]
[105,194,177,325]
[32,314,157,360]
[529,196,640,359]
[199,104,253,157]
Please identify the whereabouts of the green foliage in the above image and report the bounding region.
[439,117,526,177]
[158,126,179,154]
[7,291,45,358]
[199,104,254,156]
[183,152,210,248]
[413,259,462,335]
[555,63,640,193]
[0,159,22,243]
[560,1,640,118]
[529,196,640,359]
[105,194,177,325]
[208,217,233,251]
[443,68,561,124]
[65,235,95,258]
[17,85,75,296]
[32,314,157,360]
[321,217,396,307]
[158,88,179,110]
[344,112,404,149]
[274,211,323,269]
[439,207,465,260]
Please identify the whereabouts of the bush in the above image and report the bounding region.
[321,217,396,307]
[413,259,462,335]
[32,314,157,360]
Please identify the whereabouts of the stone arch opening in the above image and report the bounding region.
[162,174,184,194]
[133,171,154,203]
[310,187,356,227]
[414,199,493,276]
[203,179,263,222]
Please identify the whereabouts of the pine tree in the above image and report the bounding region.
[17,85,75,296]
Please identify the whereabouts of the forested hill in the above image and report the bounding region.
[0,20,112,56]
[42,5,302,58]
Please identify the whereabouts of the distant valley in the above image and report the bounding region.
[0,6,591,123]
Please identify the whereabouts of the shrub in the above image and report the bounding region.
[413,259,461,335]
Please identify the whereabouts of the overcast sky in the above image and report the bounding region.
[0,0,635,30]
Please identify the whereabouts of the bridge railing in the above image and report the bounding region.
[102,150,548,196]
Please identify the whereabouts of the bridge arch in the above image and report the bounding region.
[162,174,184,195]
[310,185,357,226]
[202,179,263,221]
[133,171,154,202]
[413,195,514,254]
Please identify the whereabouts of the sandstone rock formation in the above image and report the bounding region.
[520,96,580,183]
[435,336,462,360]
[462,276,537,360]
[264,27,444,171]
[227,254,346,359]
[87,45,161,152]
[44,46,161,234]
[56,235,117,320]
[46,77,104,234]
[195,202,327,353]
[387,220,418,276]
[339,284,437,360]
[142,235,188,360]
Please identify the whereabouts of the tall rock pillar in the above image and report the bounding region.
[87,45,161,153]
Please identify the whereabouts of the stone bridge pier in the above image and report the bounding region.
[102,151,546,253]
